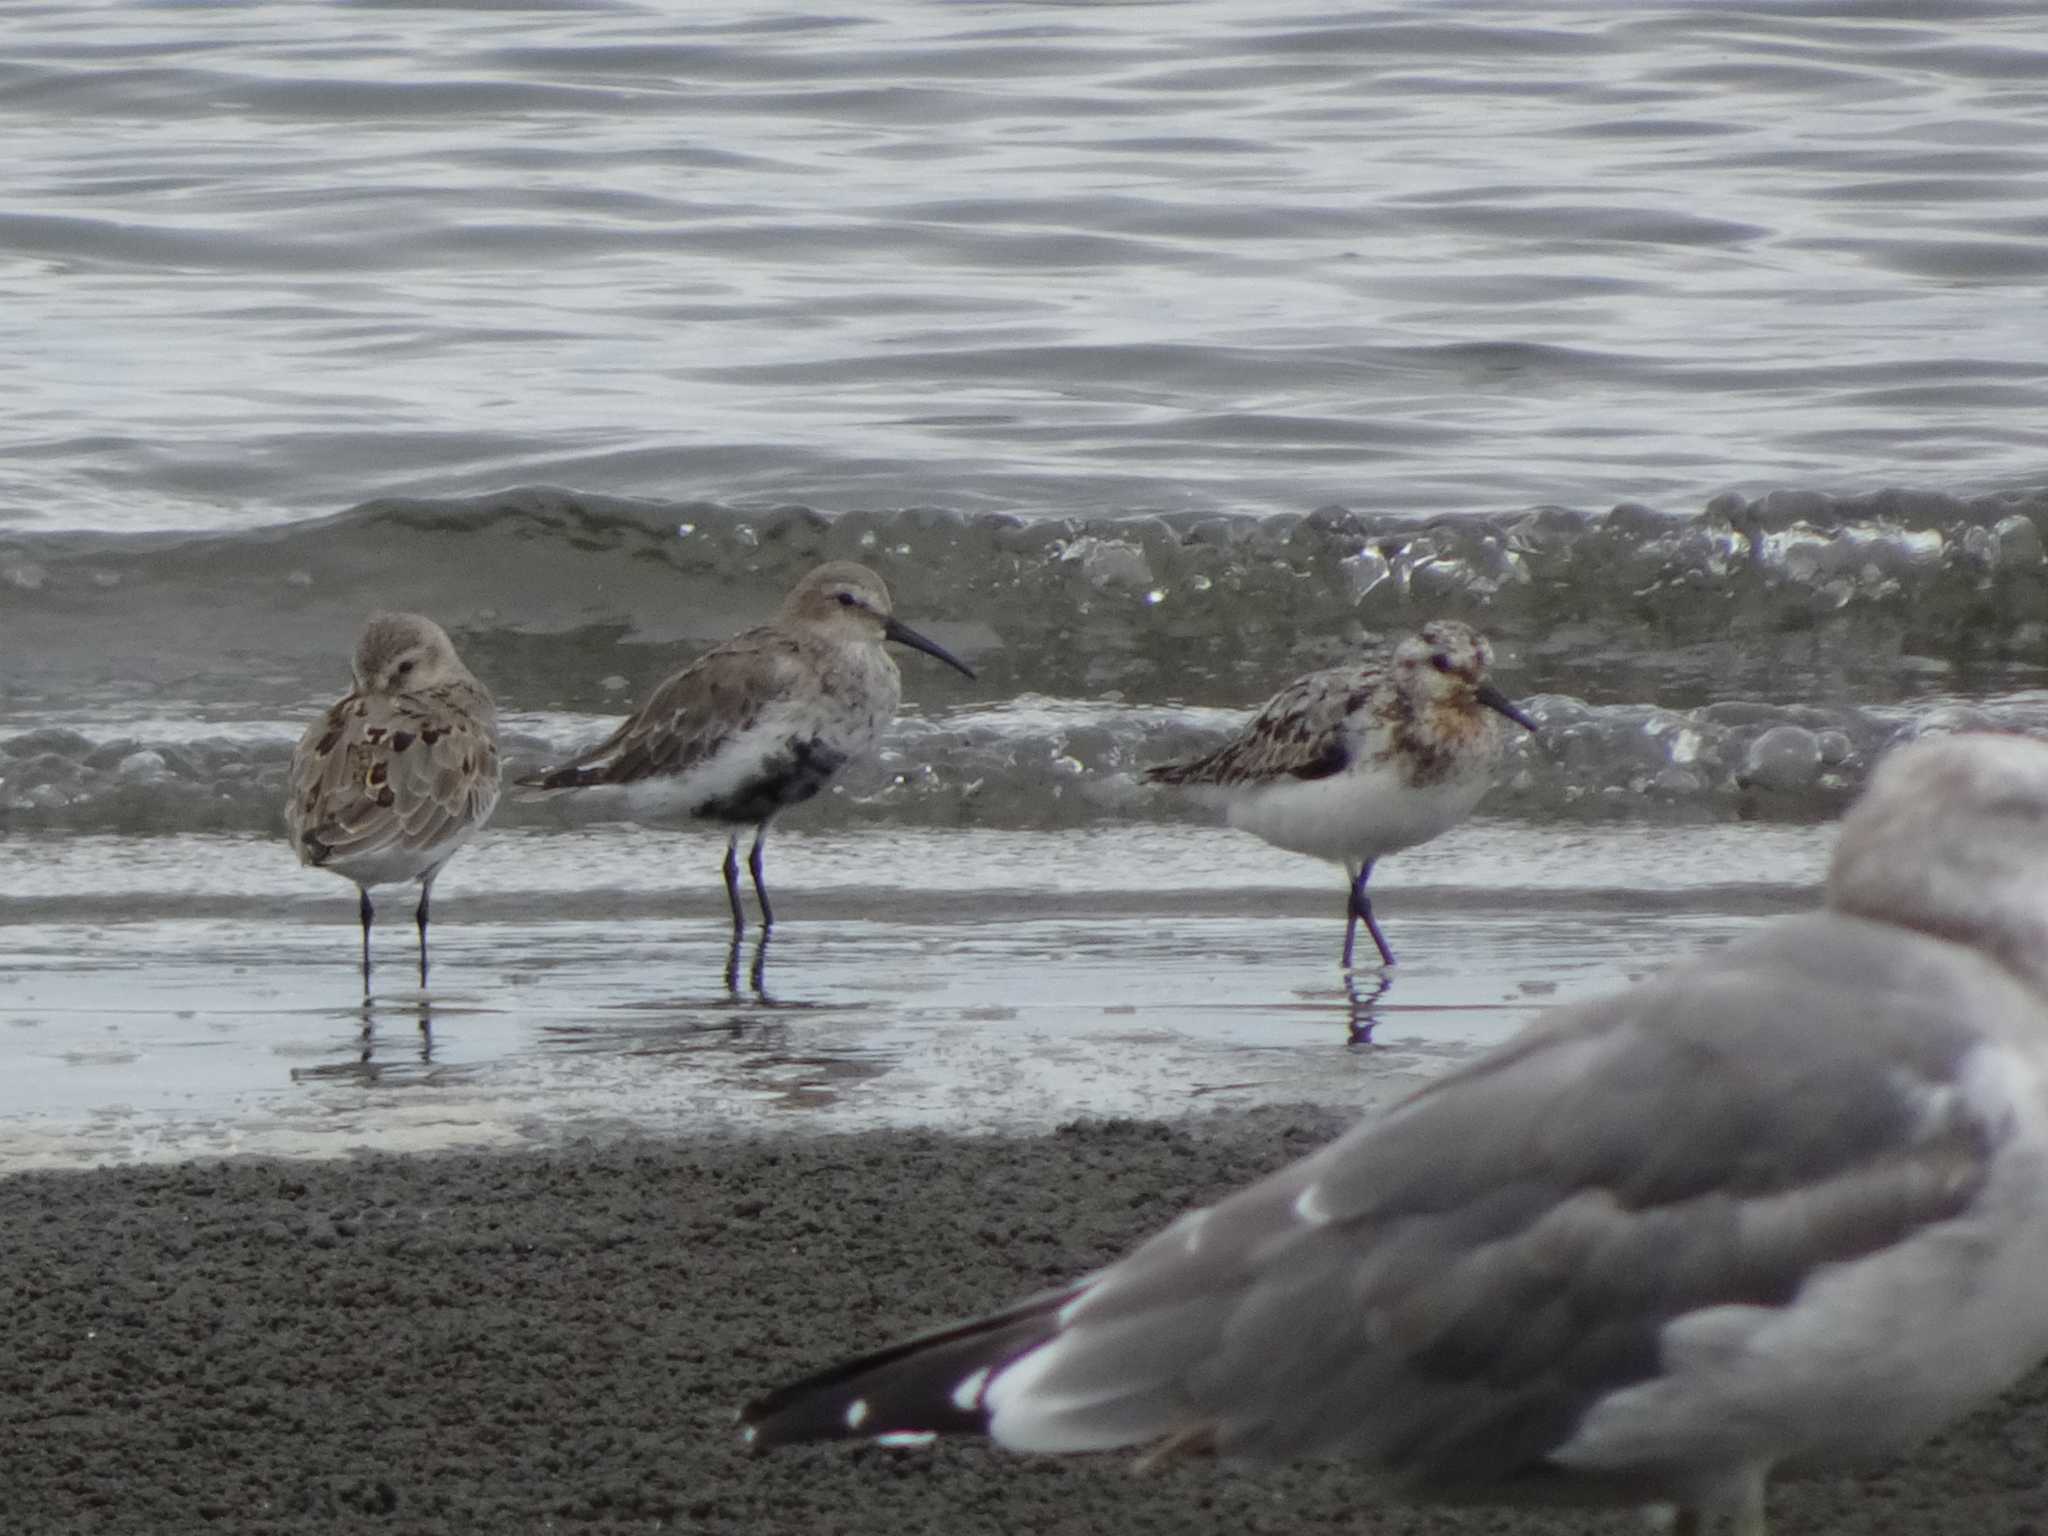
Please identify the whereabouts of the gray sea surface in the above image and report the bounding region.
[8,1,2048,529]
[6,2,2048,1167]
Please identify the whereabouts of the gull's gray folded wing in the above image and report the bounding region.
[746,910,2024,1505]
[988,912,2003,1494]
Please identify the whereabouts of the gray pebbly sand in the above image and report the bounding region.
[7,1111,2048,1534]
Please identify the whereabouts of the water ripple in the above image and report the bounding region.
[4,1,2048,529]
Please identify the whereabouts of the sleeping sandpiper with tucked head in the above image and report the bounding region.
[744,731,2048,1536]
[1144,620,1536,968]
[286,612,501,994]
[517,561,974,936]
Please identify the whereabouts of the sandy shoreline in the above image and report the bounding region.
[8,1110,2046,1534]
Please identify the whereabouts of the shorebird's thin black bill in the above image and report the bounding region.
[1476,681,1537,733]
[884,616,976,679]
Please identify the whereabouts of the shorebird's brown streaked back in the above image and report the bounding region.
[286,612,500,994]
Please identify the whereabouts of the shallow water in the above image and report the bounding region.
[0,821,1822,1168]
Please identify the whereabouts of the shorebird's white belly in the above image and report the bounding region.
[320,826,478,891]
[1221,761,1493,864]
[611,701,887,822]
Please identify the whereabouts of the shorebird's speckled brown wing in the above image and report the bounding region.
[1145,666,1378,787]
[288,683,500,868]
[521,626,809,789]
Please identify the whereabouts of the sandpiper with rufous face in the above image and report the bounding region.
[1146,620,1536,968]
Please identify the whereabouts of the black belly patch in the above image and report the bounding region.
[694,736,850,824]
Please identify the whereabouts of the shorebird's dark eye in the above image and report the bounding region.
[396,659,416,676]
[836,592,859,608]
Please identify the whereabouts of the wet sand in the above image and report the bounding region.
[9,1110,2048,1534]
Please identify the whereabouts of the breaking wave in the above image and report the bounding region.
[4,484,2047,833]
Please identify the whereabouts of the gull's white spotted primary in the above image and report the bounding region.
[517,562,974,937]
[1145,620,1537,967]
[286,612,501,994]
[742,732,2048,1536]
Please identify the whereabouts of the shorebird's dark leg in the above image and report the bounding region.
[1345,861,1396,969]
[1341,863,1359,969]
[750,927,770,994]
[723,834,746,935]
[413,869,439,991]
[358,887,375,996]
[748,823,774,931]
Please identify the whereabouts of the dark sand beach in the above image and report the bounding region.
[9,1109,2048,1534]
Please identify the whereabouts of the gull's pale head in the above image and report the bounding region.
[1830,731,2048,993]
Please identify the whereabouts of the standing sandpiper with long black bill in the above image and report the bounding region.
[518,561,974,937]
[1145,620,1536,969]
[286,612,501,995]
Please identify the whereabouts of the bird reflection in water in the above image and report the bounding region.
[288,993,434,1084]
[726,929,773,999]
[1345,969,1394,1045]
[364,991,435,1059]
